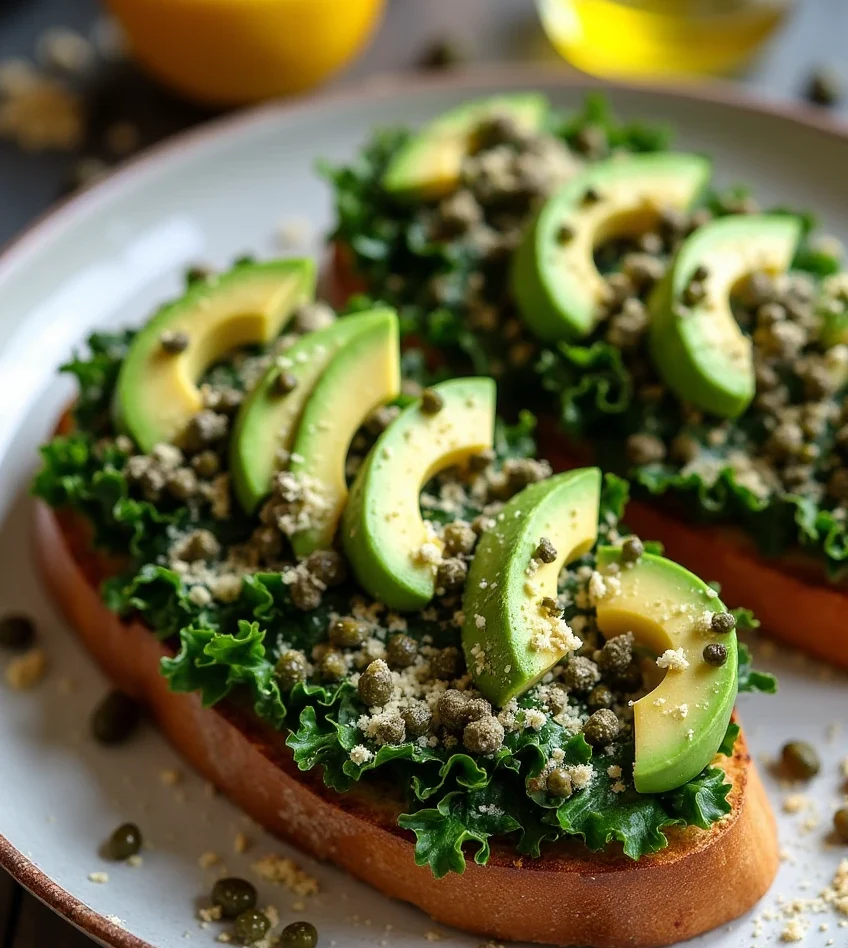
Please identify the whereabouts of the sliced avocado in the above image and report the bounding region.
[288,310,400,557]
[511,153,711,341]
[382,93,549,200]
[230,308,395,515]
[649,214,802,419]
[462,468,601,707]
[114,259,315,452]
[818,272,848,347]
[594,546,738,794]
[343,378,496,611]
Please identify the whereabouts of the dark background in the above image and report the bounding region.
[0,0,846,944]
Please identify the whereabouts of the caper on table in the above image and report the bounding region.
[281,920,318,948]
[212,876,257,919]
[105,822,142,860]
[833,806,848,843]
[91,691,141,745]
[234,908,270,944]
[780,740,820,780]
[0,614,35,650]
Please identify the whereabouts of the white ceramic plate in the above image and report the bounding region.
[0,67,847,948]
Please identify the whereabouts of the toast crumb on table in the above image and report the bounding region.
[251,854,318,897]
[4,647,48,689]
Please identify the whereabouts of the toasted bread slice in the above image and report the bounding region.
[35,494,778,948]
[326,240,848,672]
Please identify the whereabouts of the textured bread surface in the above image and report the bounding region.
[35,493,779,948]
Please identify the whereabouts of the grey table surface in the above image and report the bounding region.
[1,0,847,944]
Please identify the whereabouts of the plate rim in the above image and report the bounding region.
[2,62,848,948]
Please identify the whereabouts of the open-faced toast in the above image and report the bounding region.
[36,499,779,948]
[327,239,848,672]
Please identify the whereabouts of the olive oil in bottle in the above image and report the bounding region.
[537,0,792,78]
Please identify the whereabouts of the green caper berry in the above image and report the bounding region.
[588,684,614,709]
[281,921,318,948]
[710,612,736,635]
[534,537,557,564]
[212,877,257,919]
[358,660,393,706]
[781,741,821,780]
[420,388,444,415]
[319,650,346,682]
[834,807,848,843]
[275,650,307,688]
[91,691,141,745]
[583,186,601,204]
[703,643,728,667]
[160,330,189,354]
[386,634,418,669]
[106,822,142,860]
[401,705,432,737]
[185,264,212,284]
[546,768,572,796]
[540,596,562,616]
[329,617,366,649]
[275,371,298,395]
[233,908,270,944]
[691,265,709,283]
[0,614,35,650]
[620,536,644,564]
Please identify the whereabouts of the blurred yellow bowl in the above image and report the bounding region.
[105,0,387,106]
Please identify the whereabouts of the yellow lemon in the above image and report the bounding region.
[105,0,387,106]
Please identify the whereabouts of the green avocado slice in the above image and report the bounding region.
[288,310,401,557]
[511,152,711,341]
[230,308,396,515]
[343,378,496,611]
[382,93,549,200]
[462,468,601,707]
[113,259,315,452]
[594,547,738,794]
[649,213,802,419]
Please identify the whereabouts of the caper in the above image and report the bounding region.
[275,371,298,395]
[588,684,614,709]
[582,708,621,746]
[386,634,418,669]
[0,614,35,650]
[105,822,142,861]
[358,659,393,706]
[834,807,848,843]
[540,596,562,617]
[212,877,257,919]
[534,537,557,564]
[91,691,141,745]
[620,536,644,564]
[442,521,477,556]
[329,617,366,649]
[160,330,189,354]
[305,550,346,587]
[429,646,463,681]
[556,224,575,244]
[420,388,444,414]
[275,649,307,689]
[401,705,432,737]
[582,186,601,204]
[710,612,736,635]
[185,264,212,285]
[781,741,820,780]
[703,643,728,667]
[281,921,318,948]
[319,650,346,682]
[546,768,572,797]
[234,908,270,944]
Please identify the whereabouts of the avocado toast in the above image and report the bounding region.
[325,92,848,670]
[33,258,778,947]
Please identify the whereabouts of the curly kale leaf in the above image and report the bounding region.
[61,330,134,433]
[554,91,673,154]
[161,620,286,728]
[737,643,778,695]
[398,786,522,878]
[717,721,741,757]
[665,766,734,829]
